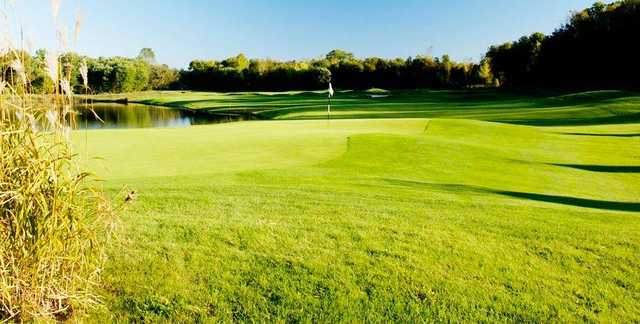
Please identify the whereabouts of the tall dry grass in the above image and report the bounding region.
[1,1,114,321]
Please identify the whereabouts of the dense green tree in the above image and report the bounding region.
[222,54,250,70]
[149,64,179,90]
[470,58,495,86]
[485,1,639,89]
[86,56,151,93]
[486,32,544,86]
[178,51,489,92]
[325,50,355,65]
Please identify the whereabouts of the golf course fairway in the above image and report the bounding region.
[78,92,640,322]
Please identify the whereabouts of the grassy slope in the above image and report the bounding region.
[78,114,640,321]
[87,89,640,126]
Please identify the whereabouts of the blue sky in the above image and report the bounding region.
[8,0,594,68]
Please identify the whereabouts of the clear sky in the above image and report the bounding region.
[8,0,595,68]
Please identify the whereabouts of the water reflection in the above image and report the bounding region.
[73,103,250,130]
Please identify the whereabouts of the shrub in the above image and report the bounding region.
[0,4,114,321]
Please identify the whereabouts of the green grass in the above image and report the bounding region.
[88,89,640,125]
[78,90,640,322]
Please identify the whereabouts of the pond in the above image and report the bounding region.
[73,103,253,130]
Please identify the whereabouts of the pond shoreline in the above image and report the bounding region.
[72,100,260,130]
[78,97,264,120]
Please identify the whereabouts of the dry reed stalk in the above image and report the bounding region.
[1,1,115,321]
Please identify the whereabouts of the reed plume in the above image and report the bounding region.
[1,1,114,321]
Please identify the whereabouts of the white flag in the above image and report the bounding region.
[328,82,334,97]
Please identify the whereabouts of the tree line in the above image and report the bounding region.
[1,1,636,93]
[180,50,493,91]
[1,48,493,93]
[486,0,639,89]
[0,48,178,94]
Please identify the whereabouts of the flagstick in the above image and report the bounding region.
[327,82,334,123]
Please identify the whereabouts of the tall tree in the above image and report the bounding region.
[137,48,157,65]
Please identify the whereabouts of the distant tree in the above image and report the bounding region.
[535,0,640,89]
[149,64,179,90]
[222,54,250,70]
[325,50,355,65]
[137,48,157,64]
[470,57,495,86]
[309,66,332,88]
[486,32,544,86]
[47,46,501,92]
[437,55,453,86]
[86,56,151,92]
[483,0,640,90]
[0,50,40,91]
[331,59,364,89]
[60,52,85,91]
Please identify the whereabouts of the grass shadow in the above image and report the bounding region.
[551,164,640,173]
[494,191,640,212]
[563,132,640,138]
[498,112,640,126]
[381,178,640,212]
[381,178,485,193]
